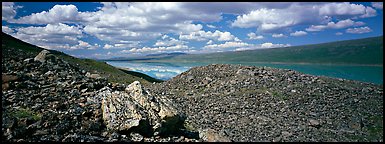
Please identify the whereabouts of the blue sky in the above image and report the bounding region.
[2,2,383,59]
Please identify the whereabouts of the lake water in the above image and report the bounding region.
[106,61,383,85]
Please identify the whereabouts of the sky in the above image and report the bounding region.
[2,2,383,59]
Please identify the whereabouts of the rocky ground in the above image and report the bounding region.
[2,46,383,142]
[1,48,201,142]
[149,64,383,142]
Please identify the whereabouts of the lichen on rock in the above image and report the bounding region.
[99,81,186,136]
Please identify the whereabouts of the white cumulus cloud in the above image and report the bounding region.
[272,33,286,38]
[232,2,377,32]
[346,26,372,34]
[247,32,264,40]
[306,19,365,31]
[2,26,15,34]
[290,31,307,36]
[179,30,239,42]
[206,24,217,28]
[204,41,251,49]
[13,4,92,24]
[372,2,383,9]
[2,2,21,21]
[12,23,94,50]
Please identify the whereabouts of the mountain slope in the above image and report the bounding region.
[150,64,383,142]
[152,36,383,65]
[1,32,159,85]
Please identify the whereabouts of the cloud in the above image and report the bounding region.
[335,32,343,35]
[103,44,113,49]
[124,44,188,53]
[306,19,364,31]
[12,4,92,24]
[179,30,239,41]
[319,2,368,16]
[234,42,290,51]
[12,23,96,50]
[247,32,264,40]
[204,41,251,49]
[260,42,290,48]
[359,6,377,18]
[206,40,213,45]
[154,37,186,47]
[272,33,286,38]
[2,2,22,21]
[2,26,15,34]
[346,26,372,34]
[206,24,217,28]
[231,8,306,32]
[290,31,307,36]
[232,2,377,32]
[372,2,383,9]
[102,42,140,49]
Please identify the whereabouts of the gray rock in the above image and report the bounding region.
[34,50,50,62]
[199,128,232,142]
[99,81,185,136]
[130,133,143,142]
[309,119,321,127]
[86,72,101,79]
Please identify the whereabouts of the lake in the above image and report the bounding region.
[106,61,383,85]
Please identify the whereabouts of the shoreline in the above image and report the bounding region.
[104,60,383,67]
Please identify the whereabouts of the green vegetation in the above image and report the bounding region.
[271,90,287,101]
[367,116,383,138]
[150,36,383,65]
[11,108,41,121]
[2,32,157,85]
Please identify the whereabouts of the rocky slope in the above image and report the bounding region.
[149,64,383,142]
[2,34,383,142]
[2,48,201,142]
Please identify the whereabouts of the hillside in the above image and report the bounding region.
[1,32,158,85]
[148,36,383,65]
[2,32,199,142]
[1,32,383,142]
[150,64,383,142]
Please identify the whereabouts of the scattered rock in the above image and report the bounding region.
[199,128,231,142]
[34,50,50,62]
[309,119,321,128]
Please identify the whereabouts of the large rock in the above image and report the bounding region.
[86,72,102,79]
[199,128,232,142]
[99,81,185,136]
[34,50,50,62]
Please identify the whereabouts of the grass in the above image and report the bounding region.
[11,108,41,121]
[271,90,288,101]
[367,116,383,138]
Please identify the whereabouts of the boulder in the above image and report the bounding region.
[198,128,231,142]
[99,81,185,136]
[86,72,101,79]
[34,50,50,62]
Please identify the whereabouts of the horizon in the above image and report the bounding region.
[2,2,383,59]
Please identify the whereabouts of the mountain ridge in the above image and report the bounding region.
[140,36,383,65]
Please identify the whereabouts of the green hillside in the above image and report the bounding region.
[153,36,383,65]
[2,32,160,85]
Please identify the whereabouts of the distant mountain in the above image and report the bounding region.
[105,52,187,61]
[151,36,383,65]
[146,52,187,57]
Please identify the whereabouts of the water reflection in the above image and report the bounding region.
[106,61,192,80]
[106,61,383,85]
